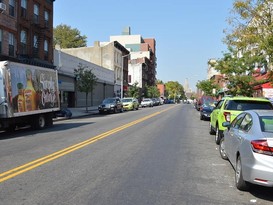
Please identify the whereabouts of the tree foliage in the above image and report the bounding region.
[74,63,98,111]
[214,0,273,95]
[156,79,164,84]
[146,85,160,98]
[128,82,140,99]
[196,79,219,96]
[165,81,185,101]
[54,24,87,48]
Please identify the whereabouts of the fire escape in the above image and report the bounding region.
[32,13,46,59]
[17,11,54,69]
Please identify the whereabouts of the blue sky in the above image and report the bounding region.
[53,0,234,91]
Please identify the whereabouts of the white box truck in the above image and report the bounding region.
[0,61,60,131]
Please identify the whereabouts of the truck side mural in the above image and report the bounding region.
[10,66,58,113]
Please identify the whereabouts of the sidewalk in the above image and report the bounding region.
[54,106,99,121]
[69,106,99,118]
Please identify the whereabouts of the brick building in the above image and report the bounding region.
[0,0,55,68]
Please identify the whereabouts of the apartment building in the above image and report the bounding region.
[0,0,55,68]
[110,27,157,88]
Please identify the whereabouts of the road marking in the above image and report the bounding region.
[0,106,175,183]
[211,163,227,166]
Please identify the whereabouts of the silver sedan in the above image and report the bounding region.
[219,110,273,191]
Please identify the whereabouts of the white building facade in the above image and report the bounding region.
[54,48,114,107]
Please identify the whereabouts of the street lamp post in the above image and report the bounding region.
[121,53,130,99]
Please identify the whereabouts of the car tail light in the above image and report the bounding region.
[224,112,231,122]
[251,140,273,156]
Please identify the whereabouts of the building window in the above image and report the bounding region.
[33,34,38,57]
[44,39,48,60]
[9,0,15,17]
[8,33,15,56]
[33,4,39,24]
[20,30,27,55]
[44,10,49,27]
[21,0,27,18]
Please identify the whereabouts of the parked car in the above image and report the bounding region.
[199,102,214,120]
[54,108,72,118]
[152,98,160,106]
[140,98,154,107]
[98,97,124,114]
[122,97,139,111]
[210,96,273,144]
[196,96,215,111]
[219,110,273,190]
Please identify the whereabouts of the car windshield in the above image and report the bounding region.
[122,99,132,102]
[102,98,115,103]
[226,100,273,111]
[143,99,150,102]
[260,116,273,133]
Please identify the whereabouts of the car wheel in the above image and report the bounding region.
[209,123,216,135]
[200,114,203,120]
[235,156,249,191]
[215,126,223,145]
[113,107,117,113]
[120,107,124,113]
[219,137,228,160]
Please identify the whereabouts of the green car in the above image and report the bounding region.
[122,97,139,111]
[210,96,273,144]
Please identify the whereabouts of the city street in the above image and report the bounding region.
[1,104,273,205]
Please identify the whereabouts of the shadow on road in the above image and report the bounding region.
[0,121,94,140]
[249,185,273,202]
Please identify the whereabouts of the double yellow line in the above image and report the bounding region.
[0,108,172,183]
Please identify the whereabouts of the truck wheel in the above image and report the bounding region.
[33,115,46,130]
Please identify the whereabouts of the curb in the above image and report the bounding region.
[53,109,99,121]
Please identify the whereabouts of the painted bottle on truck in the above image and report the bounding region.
[17,83,25,112]
[24,69,36,111]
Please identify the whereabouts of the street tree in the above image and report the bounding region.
[74,63,98,112]
[165,81,185,102]
[223,0,273,83]
[213,47,256,96]
[54,24,87,48]
[128,82,140,99]
[196,79,219,96]
[211,0,273,96]
[226,0,273,60]
[146,85,160,98]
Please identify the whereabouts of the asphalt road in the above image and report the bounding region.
[1,104,273,205]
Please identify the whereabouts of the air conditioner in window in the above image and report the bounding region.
[0,3,6,11]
